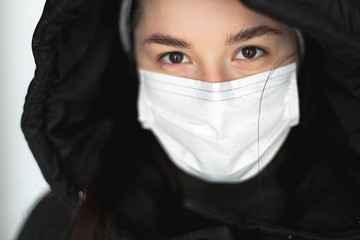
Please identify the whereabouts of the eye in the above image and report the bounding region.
[235,46,265,60]
[161,52,190,64]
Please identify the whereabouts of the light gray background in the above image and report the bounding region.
[0,0,49,239]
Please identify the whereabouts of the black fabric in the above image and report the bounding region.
[150,130,294,224]
[17,190,360,240]
[17,193,73,240]
[21,0,116,204]
[241,0,360,67]
[19,0,360,239]
[21,0,137,205]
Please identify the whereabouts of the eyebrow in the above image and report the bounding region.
[143,25,282,48]
[144,33,192,48]
[226,25,282,45]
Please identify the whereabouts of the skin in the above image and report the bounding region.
[134,0,298,82]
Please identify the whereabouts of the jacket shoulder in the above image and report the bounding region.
[17,192,74,240]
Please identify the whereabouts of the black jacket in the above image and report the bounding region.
[18,0,360,239]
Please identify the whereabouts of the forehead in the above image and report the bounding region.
[137,0,287,38]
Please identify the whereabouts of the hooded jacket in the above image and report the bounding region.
[18,0,360,239]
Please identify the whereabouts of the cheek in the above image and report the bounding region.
[134,31,145,68]
[134,39,156,70]
[281,30,298,57]
[281,39,298,65]
[267,34,298,68]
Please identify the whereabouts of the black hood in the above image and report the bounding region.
[21,0,142,202]
[21,0,360,238]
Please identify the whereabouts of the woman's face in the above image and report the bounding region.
[134,0,298,82]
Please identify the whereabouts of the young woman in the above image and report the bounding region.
[18,0,360,239]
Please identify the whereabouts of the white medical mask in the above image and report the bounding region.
[137,62,299,183]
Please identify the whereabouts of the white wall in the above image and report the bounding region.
[0,0,49,239]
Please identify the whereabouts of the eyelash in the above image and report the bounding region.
[233,46,267,62]
[157,46,267,66]
[157,52,190,66]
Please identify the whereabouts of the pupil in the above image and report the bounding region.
[243,47,256,58]
[170,52,183,64]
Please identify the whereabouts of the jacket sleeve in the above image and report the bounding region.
[241,0,360,155]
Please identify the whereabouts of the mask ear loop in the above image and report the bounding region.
[119,0,133,54]
[257,69,273,221]
[257,28,304,220]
